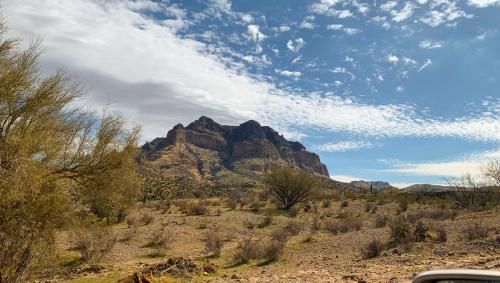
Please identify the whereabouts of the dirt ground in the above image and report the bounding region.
[48,199,500,283]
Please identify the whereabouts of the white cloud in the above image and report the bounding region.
[418,59,432,72]
[384,148,500,179]
[391,2,415,22]
[314,140,375,152]
[287,38,305,52]
[291,55,302,63]
[344,28,361,35]
[4,0,500,144]
[402,57,417,64]
[247,24,266,42]
[279,70,302,77]
[467,0,500,7]
[396,86,404,92]
[300,16,316,29]
[387,54,399,64]
[240,13,254,23]
[279,25,291,32]
[331,175,363,183]
[419,40,443,49]
[327,24,344,30]
[419,3,472,27]
[381,1,398,12]
[209,0,232,13]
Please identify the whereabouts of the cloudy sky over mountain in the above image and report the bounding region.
[3,0,500,186]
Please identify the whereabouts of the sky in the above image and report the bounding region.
[2,0,500,187]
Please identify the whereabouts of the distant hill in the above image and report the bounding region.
[401,184,451,193]
[138,116,331,194]
[350,180,393,190]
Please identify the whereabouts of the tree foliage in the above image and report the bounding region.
[265,167,317,210]
[0,21,141,282]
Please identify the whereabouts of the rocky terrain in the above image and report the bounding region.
[139,117,329,192]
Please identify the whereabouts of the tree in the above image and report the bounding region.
[0,21,141,282]
[483,160,500,186]
[265,167,317,210]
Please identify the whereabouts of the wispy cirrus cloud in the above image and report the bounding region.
[314,141,375,152]
[4,0,500,145]
[382,148,500,178]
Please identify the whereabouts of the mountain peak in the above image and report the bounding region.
[141,117,330,183]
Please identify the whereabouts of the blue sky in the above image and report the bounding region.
[4,0,500,187]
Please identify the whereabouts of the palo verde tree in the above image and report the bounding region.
[265,167,318,210]
[0,21,141,282]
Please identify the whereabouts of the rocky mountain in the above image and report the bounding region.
[138,116,329,192]
[350,180,393,190]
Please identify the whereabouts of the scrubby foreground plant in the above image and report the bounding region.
[265,167,317,210]
[0,21,141,282]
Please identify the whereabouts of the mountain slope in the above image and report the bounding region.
[138,116,329,191]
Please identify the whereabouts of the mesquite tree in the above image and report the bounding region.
[0,21,141,282]
[265,167,317,210]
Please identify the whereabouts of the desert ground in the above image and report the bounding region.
[39,194,500,283]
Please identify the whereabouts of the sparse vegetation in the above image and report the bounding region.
[148,228,174,249]
[204,230,225,257]
[361,238,385,259]
[463,223,489,241]
[265,167,317,210]
[70,226,117,264]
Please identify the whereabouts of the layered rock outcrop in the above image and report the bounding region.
[140,116,329,187]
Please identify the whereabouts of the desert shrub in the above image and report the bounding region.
[322,199,332,208]
[157,199,170,214]
[250,201,260,213]
[389,216,430,247]
[147,228,174,249]
[119,227,137,242]
[226,198,238,210]
[190,200,209,215]
[233,239,262,264]
[204,230,225,257]
[126,216,137,228]
[265,167,317,210]
[397,199,408,213]
[413,221,429,242]
[142,214,154,225]
[340,200,349,208]
[285,221,303,236]
[175,199,191,212]
[462,223,488,241]
[364,202,377,213]
[361,238,385,259]
[244,219,255,229]
[427,209,458,221]
[288,206,299,217]
[435,227,448,242]
[257,215,273,228]
[271,228,289,243]
[71,226,117,264]
[303,201,312,212]
[325,218,362,234]
[263,240,285,261]
[374,215,388,228]
[258,190,270,201]
[311,213,321,231]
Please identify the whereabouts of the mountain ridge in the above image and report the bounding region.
[139,116,329,191]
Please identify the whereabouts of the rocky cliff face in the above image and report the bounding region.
[139,116,329,188]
